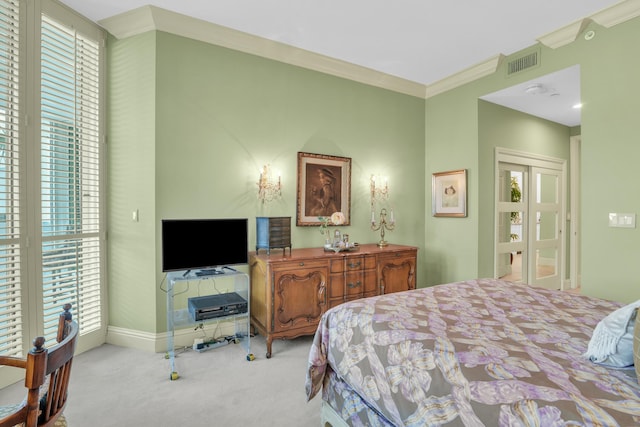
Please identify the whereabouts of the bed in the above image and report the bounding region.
[305,278,640,426]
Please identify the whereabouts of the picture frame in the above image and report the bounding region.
[432,169,467,217]
[296,152,351,226]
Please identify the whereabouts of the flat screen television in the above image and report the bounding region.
[161,218,248,272]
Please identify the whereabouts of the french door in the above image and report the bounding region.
[495,149,566,290]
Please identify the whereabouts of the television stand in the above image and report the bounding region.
[165,269,253,381]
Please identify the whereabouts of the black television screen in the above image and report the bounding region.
[161,218,248,272]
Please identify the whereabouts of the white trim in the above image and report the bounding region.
[107,321,239,353]
[537,18,591,49]
[426,55,504,98]
[569,135,581,290]
[106,326,158,352]
[97,2,640,99]
[591,0,640,28]
[99,6,426,99]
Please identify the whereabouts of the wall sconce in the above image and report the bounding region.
[370,175,389,204]
[257,164,281,203]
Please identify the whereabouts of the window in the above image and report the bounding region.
[40,13,102,341]
[0,0,22,358]
[0,0,104,367]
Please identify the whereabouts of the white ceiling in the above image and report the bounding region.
[58,0,624,126]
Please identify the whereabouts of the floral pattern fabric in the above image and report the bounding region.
[305,279,640,426]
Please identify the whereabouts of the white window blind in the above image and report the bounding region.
[40,14,101,342]
[0,0,22,358]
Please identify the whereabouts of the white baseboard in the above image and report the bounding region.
[106,319,238,353]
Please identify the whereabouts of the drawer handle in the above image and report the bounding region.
[299,262,305,266]
[348,261,361,268]
[347,281,362,289]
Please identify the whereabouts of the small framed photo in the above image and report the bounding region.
[296,152,351,226]
[432,169,467,217]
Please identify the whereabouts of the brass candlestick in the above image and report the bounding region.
[371,207,395,247]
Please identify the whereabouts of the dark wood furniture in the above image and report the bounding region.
[0,304,79,427]
[249,243,417,358]
[256,216,292,254]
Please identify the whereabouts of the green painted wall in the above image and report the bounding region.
[108,31,425,335]
[426,17,640,303]
[107,32,158,331]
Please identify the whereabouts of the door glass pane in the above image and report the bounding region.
[498,211,524,244]
[510,211,523,242]
[536,248,556,279]
[500,170,523,203]
[537,212,557,241]
[537,173,557,203]
[499,250,524,283]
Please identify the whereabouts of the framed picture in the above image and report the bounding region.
[297,152,351,226]
[432,169,467,217]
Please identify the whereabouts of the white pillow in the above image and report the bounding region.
[585,301,640,368]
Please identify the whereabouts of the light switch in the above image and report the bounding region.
[608,212,635,228]
[132,209,139,222]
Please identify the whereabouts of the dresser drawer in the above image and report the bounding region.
[271,259,328,272]
[329,255,376,273]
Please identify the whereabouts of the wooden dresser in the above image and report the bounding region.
[249,243,417,358]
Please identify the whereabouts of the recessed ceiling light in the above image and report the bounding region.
[525,84,546,95]
[572,103,583,109]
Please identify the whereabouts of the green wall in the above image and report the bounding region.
[108,31,426,335]
[426,17,640,303]
[108,32,158,332]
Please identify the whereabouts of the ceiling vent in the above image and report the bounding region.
[506,48,540,76]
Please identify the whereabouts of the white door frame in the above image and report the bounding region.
[569,135,581,289]
[495,148,567,288]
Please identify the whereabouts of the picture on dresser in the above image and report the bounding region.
[296,152,351,226]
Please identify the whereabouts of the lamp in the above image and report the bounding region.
[370,175,389,203]
[257,164,281,203]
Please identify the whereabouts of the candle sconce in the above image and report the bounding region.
[370,175,389,203]
[257,164,281,203]
[371,207,395,248]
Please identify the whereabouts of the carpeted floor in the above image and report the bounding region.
[0,334,322,427]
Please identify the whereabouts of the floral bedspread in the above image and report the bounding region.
[305,279,640,426]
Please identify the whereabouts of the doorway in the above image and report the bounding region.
[495,149,566,290]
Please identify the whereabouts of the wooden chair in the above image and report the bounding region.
[0,304,78,427]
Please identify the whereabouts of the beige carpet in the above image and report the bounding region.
[0,334,321,427]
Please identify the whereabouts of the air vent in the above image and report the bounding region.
[506,49,540,76]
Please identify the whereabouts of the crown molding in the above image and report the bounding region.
[98,1,640,100]
[425,55,504,99]
[537,0,640,48]
[537,18,592,49]
[98,5,157,39]
[591,0,640,27]
[99,5,426,99]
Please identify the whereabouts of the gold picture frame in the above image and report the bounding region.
[296,152,351,226]
[432,169,467,217]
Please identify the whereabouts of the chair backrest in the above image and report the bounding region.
[0,305,78,427]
